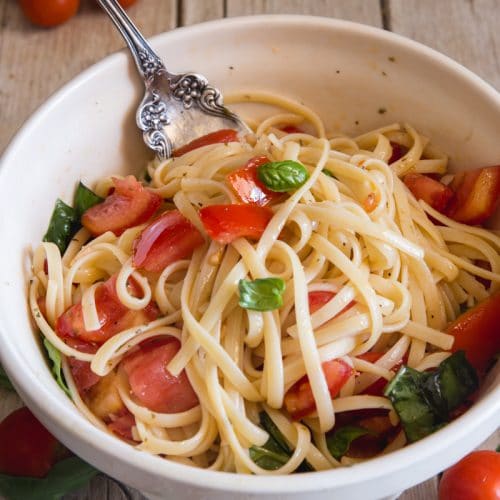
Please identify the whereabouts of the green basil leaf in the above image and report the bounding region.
[238,278,286,311]
[73,182,103,218]
[249,445,290,470]
[0,456,98,500]
[257,160,309,192]
[42,200,78,255]
[43,339,71,398]
[259,412,291,454]
[326,425,371,460]
[322,169,337,179]
[385,351,478,443]
[0,365,14,392]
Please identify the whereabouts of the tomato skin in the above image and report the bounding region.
[132,210,204,272]
[56,275,160,344]
[19,0,79,28]
[0,407,60,478]
[199,204,273,244]
[447,166,500,225]
[66,338,100,394]
[227,156,282,206]
[284,359,353,420]
[439,450,500,500]
[122,337,199,413]
[173,129,239,157]
[82,176,162,236]
[308,291,336,313]
[448,291,500,373]
[107,410,136,441]
[404,173,454,213]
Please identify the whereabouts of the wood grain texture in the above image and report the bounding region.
[181,0,224,25]
[389,0,500,90]
[225,0,383,26]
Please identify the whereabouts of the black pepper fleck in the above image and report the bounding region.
[378,107,387,114]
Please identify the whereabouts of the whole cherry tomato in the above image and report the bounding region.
[439,450,500,500]
[19,0,80,28]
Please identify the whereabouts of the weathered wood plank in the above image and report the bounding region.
[389,0,500,89]
[181,0,224,26]
[0,0,177,153]
[225,0,383,26]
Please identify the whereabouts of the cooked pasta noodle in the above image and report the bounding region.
[29,91,500,474]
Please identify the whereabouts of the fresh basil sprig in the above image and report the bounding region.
[0,456,98,500]
[43,182,102,255]
[257,160,309,192]
[249,412,313,472]
[326,425,371,460]
[0,365,14,392]
[384,351,478,443]
[238,278,286,311]
[43,339,71,398]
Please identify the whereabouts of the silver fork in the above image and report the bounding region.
[97,0,250,159]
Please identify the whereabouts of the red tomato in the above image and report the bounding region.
[19,0,79,28]
[66,338,100,394]
[199,204,273,244]
[439,450,500,500]
[81,176,162,236]
[284,359,353,420]
[447,166,500,225]
[56,275,160,344]
[448,291,500,373]
[307,291,355,316]
[132,210,204,272]
[117,0,137,7]
[173,129,239,157]
[122,337,199,413]
[0,407,60,478]
[226,156,282,206]
[357,352,404,396]
[404,173,454,213]
[388,141,408,164]
[280,125,304,134]
[107,409,136,441]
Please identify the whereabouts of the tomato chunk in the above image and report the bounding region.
[227,156,282,206]
[199,204,273,244]
[404,173,454,213]
[82,176,162,236]
[446,166,500,225]
[56,275,160,344]
[173,129,239,157]
[0,407,60,478]
[66,338,100,394]
[280,125,304,134]
[307,290,355,316]
[132,210,204,273]
[357,352,405,396]
[448,291,500,373]
[284,359,353,420]
[107,409,136,442]
[122,337,199,413]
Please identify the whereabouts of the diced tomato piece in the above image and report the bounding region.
[56,275,160,344]
[284,359,353,420]
[446,166,500,225]
[363,192,381,212]
[404,173,454,213]
[66,338,100,394]
[81,176,162,236]
[107,409,136,442]
[173,129,239,157]
[132,210,204,273]
[122,337,199,413]
[357,352,404,396]
[0,407,60,478]
[227,156,282,206]
[389,141,408,164]
[199,204,273,244]
[307,290,355,316]
[448,291,500,373]
[280,125,304,134]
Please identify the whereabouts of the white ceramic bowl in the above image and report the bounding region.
[0,16,498,500]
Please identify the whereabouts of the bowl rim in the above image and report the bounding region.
[0,14,499,495]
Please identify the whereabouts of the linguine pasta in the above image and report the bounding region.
[29,92,500,474]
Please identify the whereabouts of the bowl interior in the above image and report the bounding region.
[0,16,498,500]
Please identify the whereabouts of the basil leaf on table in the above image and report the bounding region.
[43,339,71,398]
[326,425,371,460]
[384,351,478,443]
[73,182,103,218]
[257,160,309,192]
[0,456,98,500]
[238,278,286,311]
[0,365,14,392]
[42,199,78,255]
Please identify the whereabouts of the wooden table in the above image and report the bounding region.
[0,1,498,498]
